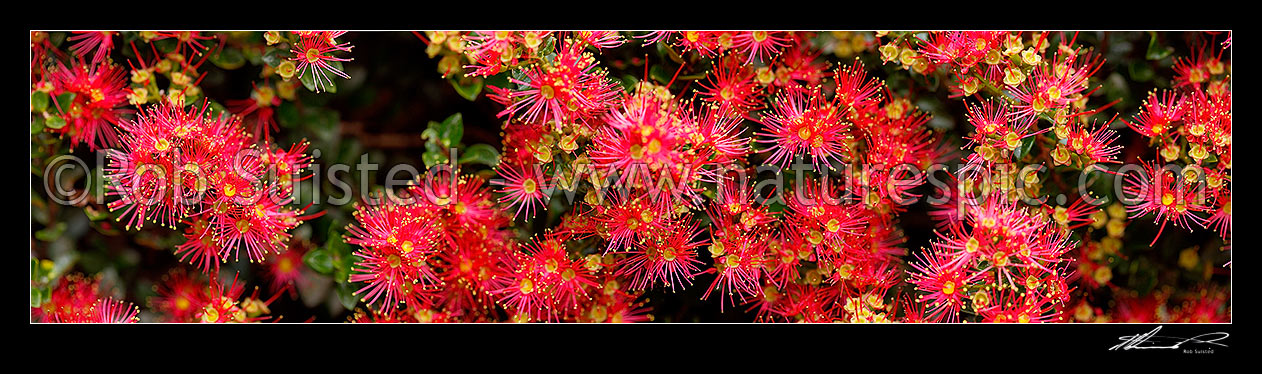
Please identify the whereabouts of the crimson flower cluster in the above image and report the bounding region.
[31,31,1230,324]
[37,58,132,151]
[1121,45,1231,246]
[104,100,320,272]
[31,273,139,323]
[149,269,283,322]
[343,173,651,322]
[343,31,972,323]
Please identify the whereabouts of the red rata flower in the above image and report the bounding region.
[48,60,132,151]
[1122,160,1211,245]
[917,31,1006,74]
[414,173,506,237]
[227,82,282,140]
[674,31,724,58]
[960,99,1043,177]
[346,192,445,314]
[106,98,318,271]
[196,273,278,323]
[432,230,509,316]
[733,31,789,64]
[831,58,884,112]
[487,40,621,129]
[689,103,751,165]
[1046,198,1102,230]
[910,191,1076,322]
[1010,49,1104,120]
[492,161,552,220]
[976,287,1062,323]
[1179,88,1232,163]
[572,31,625,49]
[463,31,521,61]
[288,31,353,93]
[149,268,211,322]
[898,292,929,323]
[696,55,763,115]
[766,38,831,92]
[702,229,768,311]
[486,233,598,322]
[176,216,223,272]
[212,183,307,264]
[67,31,116,65]
[1063,115,1123,165]
[587,90,711,210]
[757,86,850,170]
[33,273,140,323]
[1172,46,1225,88]
[265,140,315,192]
[636,31,672,45]
[581,286,654,323]
[151,31,217,56]
[498,120,551,166]
[907,247,980,322]
[1124,90,1184,140]
[104,101,234,230]
[615,215,706,292]
[590,191,671,253]
[863,113,944,169]
[1206,195,1231,241]
[263,241,310,298]
[783,182,872,253]
[461,31,554,77]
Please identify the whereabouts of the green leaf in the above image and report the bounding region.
[322,225,356,283]
[483,71,511,89]
[210,47,246,70]
[49,32,66,47]
[299,70,317,92]
[31,116,45,134]
[84,205,111,221]
[52,93,75,112]
[649,64,671,85]
[298,63,339,93]
[621,74,640,92]
[1145,31,1174,61]
[35,222,67,242]
[330,242,355,283]
[335,281,359,311]
[459,143,501,166]
[302,247,334,275]
[449,78,483,101]
[538,35,556,59]
[323,60,343,94]
[423,150,449,169]
[420,128,439,142]
[31,287,44,308]
[39,287,52,307]
[31,91,49,112]
[1014,136,1036,160]
[45,116,66,130]
[1128,62,1155,82]
[277,101,299,128]
[433,113,464,148]
[262,48,289,67]
[512,69,531,90]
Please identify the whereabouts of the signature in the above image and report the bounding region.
[1109,325,1229,351]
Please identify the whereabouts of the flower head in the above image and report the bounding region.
[288,31,353,93]
[48,60,131,150]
